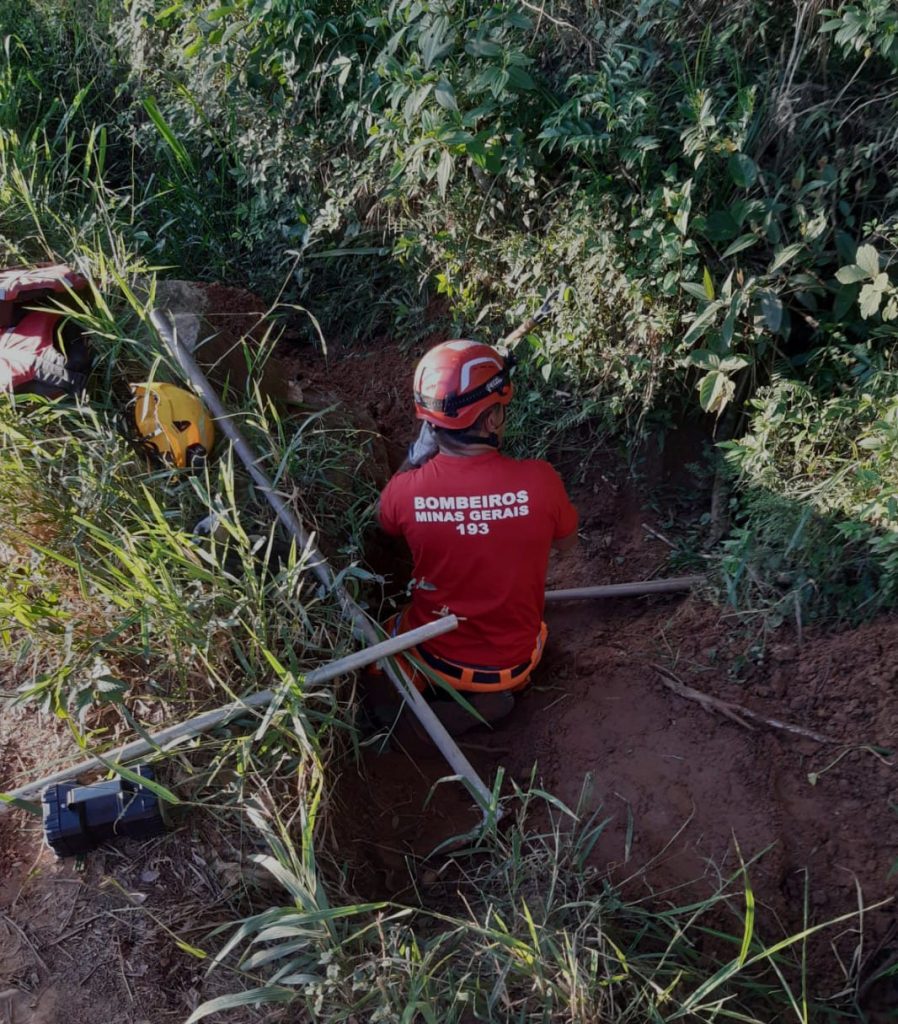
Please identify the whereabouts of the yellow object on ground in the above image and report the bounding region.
[130,382,214,468]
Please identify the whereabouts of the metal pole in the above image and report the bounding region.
[0,616,459,811]
[149,310,494,810]
[544,576,704,603]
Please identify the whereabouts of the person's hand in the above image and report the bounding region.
[407,421,439,467]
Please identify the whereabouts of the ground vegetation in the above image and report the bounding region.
[0,1,897,1021]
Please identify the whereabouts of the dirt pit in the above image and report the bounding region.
[1,301,896,1020]
[313,340,898,1016]
[334,490,898,1016]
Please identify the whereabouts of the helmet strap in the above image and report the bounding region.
[435,403,504,451]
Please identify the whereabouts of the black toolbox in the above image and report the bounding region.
[42,765,166,857]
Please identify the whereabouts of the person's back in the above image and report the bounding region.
[373,338,577,733]
[380,448,576,667]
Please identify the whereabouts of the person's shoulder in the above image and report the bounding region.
[382,460,433,495]
[505,457,571,503]
[379,462,432,534]
[505,455,563,479]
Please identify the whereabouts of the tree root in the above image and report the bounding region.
[652,663,844,744]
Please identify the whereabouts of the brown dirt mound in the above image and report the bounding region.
[319,340,898,1016]
[178,282,438,466]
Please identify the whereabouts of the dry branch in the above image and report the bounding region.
[653,663,844,744]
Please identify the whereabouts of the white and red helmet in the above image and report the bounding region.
[413,340,514,430]
[0,264,91,397]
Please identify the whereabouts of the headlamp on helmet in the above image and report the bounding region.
[412,340,515,431]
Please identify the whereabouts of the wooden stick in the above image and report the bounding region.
[500,285,563,348]
[544,576,704,603]
[501,313,543,349]
[0,616,458,811]
[653,664,843,744]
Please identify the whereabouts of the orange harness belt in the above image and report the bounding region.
[384,611,548,694]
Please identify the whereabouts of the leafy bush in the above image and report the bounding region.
[721,367,898,623]
[3,0,898,624]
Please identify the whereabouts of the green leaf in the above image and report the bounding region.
[435,129,473,146]
[855,244,880,277]
[721,233,759,258]
[857,435,884,450]
[420,17,454,69]
[97,760,181,806]
[683,301,724,346]
[434,79,458,111]
[769,243,803,274]
[698,370,735,416]
[758,290,783,333]
[738,877,756,966]
[719,355,749,373]
[682,281,711,301]
[687,349,720,369]
[703,266,715,299]
[490,68,510,97]
[859,282,882,319]
[504,11,533,28]
[721,301,738,349]
[184,987,295,1024]
[702,209,739,242]
[835,264,869,284]
[728,153,758,188]
[466,39,503,57]
[507,65,536,90]
[0,793,41,816]
[55,82,93,142]
[436,149,453,197]
[833,282,860,320]
[404,83,433,121]
[143,97,194,173]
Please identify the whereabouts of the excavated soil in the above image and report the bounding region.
[317,341,898,1016]
[2,292,896,1020]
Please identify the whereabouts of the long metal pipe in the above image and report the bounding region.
[149,309,494,809]
[544,576,704,603]
[0,616,459,812]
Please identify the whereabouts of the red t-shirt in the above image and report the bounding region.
[378,451,578,666]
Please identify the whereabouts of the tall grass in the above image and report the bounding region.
[0,4,885,1022]
[186,783,865,1023]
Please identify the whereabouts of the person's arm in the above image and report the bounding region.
[548,464,579,552]
[376,477,401,537]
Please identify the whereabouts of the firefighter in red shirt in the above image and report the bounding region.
[377,339,578,735]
